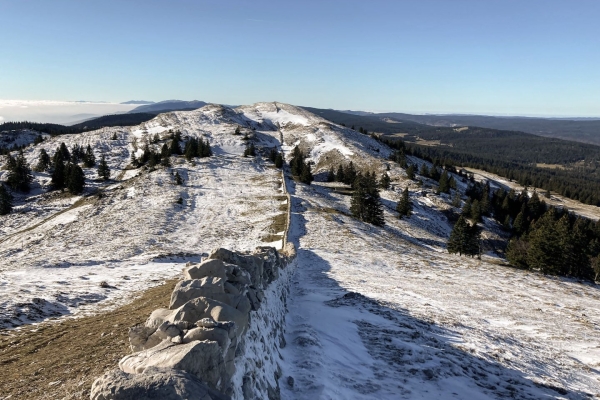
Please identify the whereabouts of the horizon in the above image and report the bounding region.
[1,0,599,118]
[0,98,599,125]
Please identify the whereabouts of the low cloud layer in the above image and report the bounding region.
[0,100,138,124]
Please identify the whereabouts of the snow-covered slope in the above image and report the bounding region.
[0,105,288,329]
[280,180,600,399]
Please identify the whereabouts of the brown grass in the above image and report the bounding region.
[0,279,178,400]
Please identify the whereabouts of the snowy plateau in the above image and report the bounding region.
[1,102,600,399]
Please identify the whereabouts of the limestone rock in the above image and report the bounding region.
[128,325,156,352]
[184,259,227,280]
[90,367,229,400]
[182,326,231,349]
[119,340,226,390]
[209,248,264,288]
[170,277,225,309]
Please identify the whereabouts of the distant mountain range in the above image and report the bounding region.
[335,110,600,145]
[121,100,155,105]
[128,100,208,114]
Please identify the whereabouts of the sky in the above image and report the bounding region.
[1,0,599,117]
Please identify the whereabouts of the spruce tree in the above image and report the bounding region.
[174,171,184,185]
[83,145,96,167]
[336,165,345,182]
[170,138,182,155]
[448,216,468,255]
[406,164,415,180]
[130,152,139,168]
[59,142,71,161]
[51,150,66,189]
[243,143,256,157]
[0,184,13,215]
[344,162,357,186]
[526,209,563,275]
[36,148,51,172]
[397,187,412,219]
[471,199,482,222]
[7,150,33,192]
[269,148,278,163]
[274,152,283,168]
[97,155,110,180]
[420,163,429,178]
[451,191,462,208]
[66,162,85,194]
[351,173,384,226]
[300,162,313,184]
[379,172,391,190]
[438,171,450,194]
[327,167,335,182]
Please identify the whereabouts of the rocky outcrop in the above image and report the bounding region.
[90,245,296,400]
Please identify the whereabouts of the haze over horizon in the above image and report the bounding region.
[1,0,599,118]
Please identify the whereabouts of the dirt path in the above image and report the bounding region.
[0,279,178,400]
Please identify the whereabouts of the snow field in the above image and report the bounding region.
[280,180,600,399]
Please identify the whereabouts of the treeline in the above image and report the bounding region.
[461,179,600,280]
[0,113,157,137]
[381,137,600,206]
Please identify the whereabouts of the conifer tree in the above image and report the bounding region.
[174,171,184,185]
[59,142,71,161]
[513,209,527,237]
[327,167,335,182]
[451,191,462,208]
[438,171,450,193]
[448,216,480,257]
[351,173,384,226]
[344,162,357,186]
[66,162,85,194]
[161,154,171,167]
[274,152,283,168]
[161,143,170,159]
[7,150,33,192]
[462,198,472,217]
[243,143,256,157]
[336,165,345,182]
[83,145,96,167]
[471,199,482,222]
[51,150,66,189]
[406,164,415,180]
[170,138,182,155]
[36,148,51,172]
[269,148,278,163]
[397,187,412,219]
[420,163,429,178]
[300,162,313,184]
[379,172,391,190]
[130,152,139,168]
[0,184,13,215]
[98,155,110,180]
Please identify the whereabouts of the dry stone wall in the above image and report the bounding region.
[90,243,296,400]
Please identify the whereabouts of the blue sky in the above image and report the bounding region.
[1,0,599,116]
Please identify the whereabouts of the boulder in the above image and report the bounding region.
[145,308,172,330]
[128,325,156,352]
[90,367,230,400]
[182,326,231,349]
[169,297,248,334]
[183,259,227,280]
[209,248,264,288]
[119,340,226,390]
[170,277,225,309]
